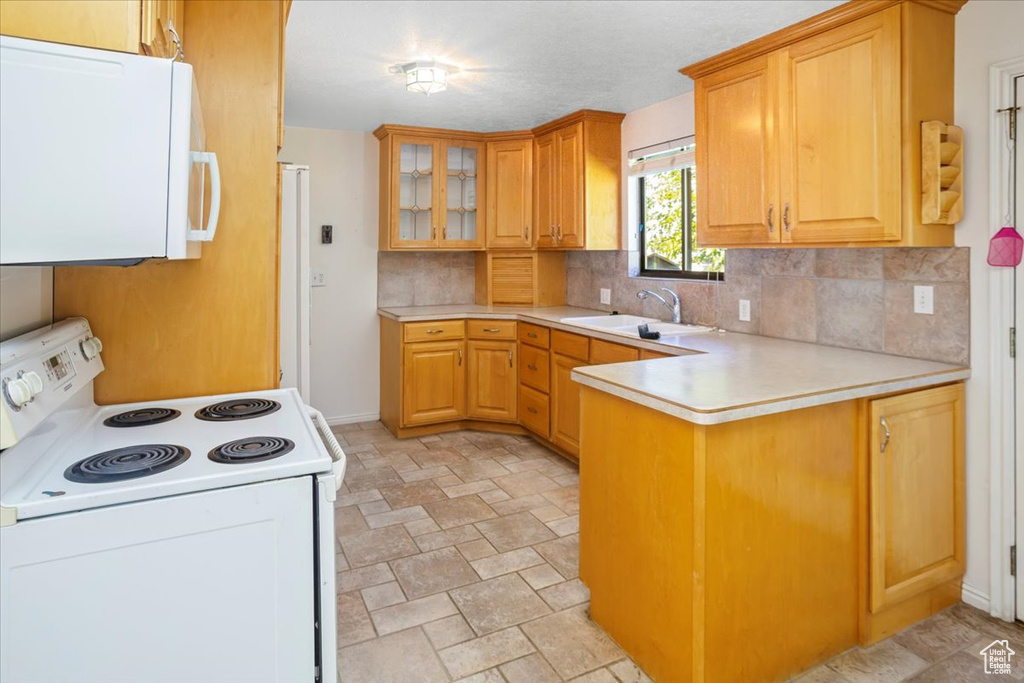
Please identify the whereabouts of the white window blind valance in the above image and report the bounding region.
[627,135,695,177]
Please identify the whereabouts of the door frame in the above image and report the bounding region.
[279,164,311,404]
[990,57,1024,622]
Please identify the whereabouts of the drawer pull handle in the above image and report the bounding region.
[483,327,501,333]
[527,407,538,415]
[527,332,538,339]
[880,416,891,453]
[426,329,444,335]
[527,363,538,371]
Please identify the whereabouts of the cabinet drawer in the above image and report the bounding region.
[519,322,550,348]
[519,344,551,393]
[551,330,589,362]
[640,349,674,360]
[590,339,639,364]
[519,385,550,439]
[404,320,466,343]
[468,320,517,340]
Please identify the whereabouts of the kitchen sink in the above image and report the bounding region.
[561,315,713,340]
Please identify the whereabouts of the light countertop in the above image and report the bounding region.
[378,305,970,425]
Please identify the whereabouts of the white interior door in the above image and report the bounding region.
[280,164,311,403]
[1012,76,1024,619]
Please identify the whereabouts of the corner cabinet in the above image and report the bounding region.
[685,0,965,248]
[376,131,486,250]
[486,139,533,249]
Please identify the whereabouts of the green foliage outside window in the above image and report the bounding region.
[641,167,724,276]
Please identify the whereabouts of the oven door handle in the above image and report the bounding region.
[306,405,346,495]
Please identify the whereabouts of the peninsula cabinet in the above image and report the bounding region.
[684,0,966,248]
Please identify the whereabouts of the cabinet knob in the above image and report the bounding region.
[767,204,774,233]
[527,363,538,371]
[527,407,538,415]
[880,416,891,453]
[527,332,538,339]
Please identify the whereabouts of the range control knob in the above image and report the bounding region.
[80,336,103,361]
[3,371,42,410]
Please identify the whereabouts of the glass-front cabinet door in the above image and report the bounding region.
[440,141,485,248]
[393,136,440,248]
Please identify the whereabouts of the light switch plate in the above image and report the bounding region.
[311,272,326,287]
[739,299,751,322]
[914,285,933,314]
[600,288,611,305]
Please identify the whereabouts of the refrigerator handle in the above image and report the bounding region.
[187,151,220,242]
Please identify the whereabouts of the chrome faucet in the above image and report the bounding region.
[637,288,681,324]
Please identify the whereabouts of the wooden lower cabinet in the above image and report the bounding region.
[402,340,466,426]
[467,340,517,422]
[519,384,550,439]
[867,383,965,613]
[550,352,586,457]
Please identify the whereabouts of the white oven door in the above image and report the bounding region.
[0,477,315,683]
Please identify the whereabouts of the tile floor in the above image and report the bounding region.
[331,421,1021,682]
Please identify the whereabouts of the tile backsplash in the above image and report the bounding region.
[565,248,970,365]
[378,252,476,307]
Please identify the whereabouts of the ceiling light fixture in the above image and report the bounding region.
[389,60,458,96]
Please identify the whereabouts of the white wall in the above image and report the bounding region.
[954,0,1024,612]
[0,266,53,341]
[278,127,380,424]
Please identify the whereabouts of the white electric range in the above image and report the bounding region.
[0,318,344,683]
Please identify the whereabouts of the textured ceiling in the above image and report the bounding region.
[284,0,844,133]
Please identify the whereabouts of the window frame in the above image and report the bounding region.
[637,166,723,282]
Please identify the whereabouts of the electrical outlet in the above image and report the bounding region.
[600,288,611,305]
[311,272,326,287]
[914,285,933,314]
[738,299,751,322]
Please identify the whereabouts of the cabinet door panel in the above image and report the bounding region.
[392,136,441,248]
[0,0,142,53]
[519,385,550,439]
[555,124,584,248]
[551,353,586,458]
[695,56,779,246]
[467,341,517,422]
[780,8,901,243]
[402,341,465,426]
[534,133,557,248]
[442,140,485,248]
[486,140,531,249]
[868,384,964,613]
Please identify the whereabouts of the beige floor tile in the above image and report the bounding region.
[335,489,383,508]
[554,472,580,487]
[475,511,557,552]
[542,485,580,514]
[479,489,512,504]
[424,495,498,529]
[444,480,499,499]
[449,459,513,483]
[336,591,376,648]
[370,592,459,636]
[339,442,377,456]
[335,506,369,536]
[504,458,551,474]
[492,470,560,498]
[450,573,551,635]
[356,500,390,516]
[906,650,992,682]
[338,627,448,683]
[521,605,625,679]
[608,658,654,682]
[360,581,406,612]
[500,652,561,682]
[455,669,504,683]
[825,640,928,683]
[339,525,420,568]
[438,626,536,679]
[423,614,476,650]
[534,533,580,579]
[519,564,565,591]
[399,465,454,483]
[391,546,480,599]
[364,505,429,529]
[410,447,468,468]
[335,550,349,572]
[344,466,405,493]
[892,611,982,662]
[457,538,498,562]
[336,562,395,593]
[464,432,523,449]
[570,669,618,682]
[531,505,568,523]
[375,439,429,455]
[489,494,552,516]
[379,480,448,508]
[404,517,441,537]
[471,547,545,580]
[792,663,853,682]
[547,514,580,537]
[416,524,485,552]
[538,578,590,611]
[418,434,442,443]
[343,430,397,447]
[947,602,1024,641]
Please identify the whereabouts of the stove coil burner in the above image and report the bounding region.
[208,436,295,464]
[195,399,281,422]
[64,445,191,483]
[103,408,181,428]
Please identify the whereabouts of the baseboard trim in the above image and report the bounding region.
[326,411,380,426]
[961,582,991,612]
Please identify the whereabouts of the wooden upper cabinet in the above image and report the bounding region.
[533,132,558,248]
[555,123,584,248]
[682,0,964,248]
[695,56,779,246]
[441,140,485,248]
[140,0,185,58]
[868,384,964,613]
[779,8,901,244]
[486,139,533,249]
